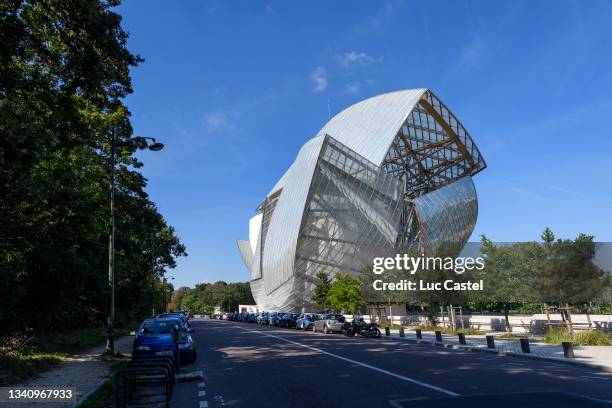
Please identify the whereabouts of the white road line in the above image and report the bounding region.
[199,390,206,397]
[236,326,459,397]
[198,382,206,388]
[199,401,208,408]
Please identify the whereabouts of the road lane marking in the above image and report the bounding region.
[200,401,208,408]
[199,390,206,397]
[235,326,459,397]
[198,382,206,388]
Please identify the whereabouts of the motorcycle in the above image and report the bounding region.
[342,319,381,338]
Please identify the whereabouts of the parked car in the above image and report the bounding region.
[248,313,259,323]
[258,312,269,325]
[295,313,319,330]
[268,311,282,327]
[279,312,297,328]
[157,312,190,327]
[133,317,197,363]
[313,314,345,334]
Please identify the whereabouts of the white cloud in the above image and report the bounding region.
[344,82,361,95]
[339,51,383,66]
[459,34,485,67]
[204,110,238,132]
[310,66,327,93]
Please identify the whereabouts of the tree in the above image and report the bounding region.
[327,273,362,314]
[0,0,186,337]
[310,271,332,311]
[541,227,555,245]
[181,281,255,313]
[531,233,609,334]
[476,236,531,333]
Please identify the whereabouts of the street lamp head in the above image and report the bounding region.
[148,142,164,151]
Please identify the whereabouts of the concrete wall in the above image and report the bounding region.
[348,313,612,334]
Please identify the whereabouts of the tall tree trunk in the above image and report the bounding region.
[586,302,593,330]
[420,303,427,327]
[544,303,552,332]
[565,303,574,336]
[502,303,511,334]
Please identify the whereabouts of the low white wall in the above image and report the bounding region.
[345,313,612,334]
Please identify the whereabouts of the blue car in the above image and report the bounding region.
[133,317,197,364]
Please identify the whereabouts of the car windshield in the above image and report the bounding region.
[326,314,342,320]
[140,320,179,334]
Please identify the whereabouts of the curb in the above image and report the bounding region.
[71,377,109,408]
[382,335,612,373]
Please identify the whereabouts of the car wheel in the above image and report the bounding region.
[324,325,329,334]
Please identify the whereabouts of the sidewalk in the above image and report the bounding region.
[8,336,133,408]
[386,329,612,372]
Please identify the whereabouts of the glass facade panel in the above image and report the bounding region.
[239,89,485,311]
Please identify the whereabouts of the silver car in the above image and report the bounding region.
[295,313,319,330]
[313,314,344,334]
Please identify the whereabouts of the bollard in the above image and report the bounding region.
[562,341,574,358]
[435,330,442,342]
[399,327,405,337]
[458,332,466,345]
[486,335,495,348]
[385,326,390,337]
[520,337,531,353]
[415,328,422,340]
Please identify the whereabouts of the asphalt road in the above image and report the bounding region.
[172,319,612,408]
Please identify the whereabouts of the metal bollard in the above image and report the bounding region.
[399,327,405,337]
[486,335,495,348]
[458,332,466,345]
[520,338,530,353]
[385,326,390,336]
[435,330,442,342]
[415,328,422,340]
[562,341,574,358]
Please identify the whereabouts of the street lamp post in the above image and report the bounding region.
[106,130,164,353]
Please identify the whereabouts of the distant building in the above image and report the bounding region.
[238,89,486,312]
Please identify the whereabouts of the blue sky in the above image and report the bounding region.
[118,0,612,288]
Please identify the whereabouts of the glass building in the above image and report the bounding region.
[238,89,486,311]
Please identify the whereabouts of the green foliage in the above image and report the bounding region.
[180,282,254,313]
[425,306,439,326]
[0,343,66,385]
[574,330,610,346]
[541,227,555,244]
[0,1,185,337]
[311,271,332,310]
[327,272,362,313]
[543,328,610,346]
[474,231,610,333]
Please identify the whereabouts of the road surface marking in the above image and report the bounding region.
[389,397,429,407]
[199,390,207,397]
[198,381,206,388]
[235,326,459,397]
[199,401,208,408]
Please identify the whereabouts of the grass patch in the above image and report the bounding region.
[497,333,519,339]
[543,329,610,346]
[77,361,127,408]
[0,346,66,385]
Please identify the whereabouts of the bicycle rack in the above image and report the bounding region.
[115,350,176,407]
